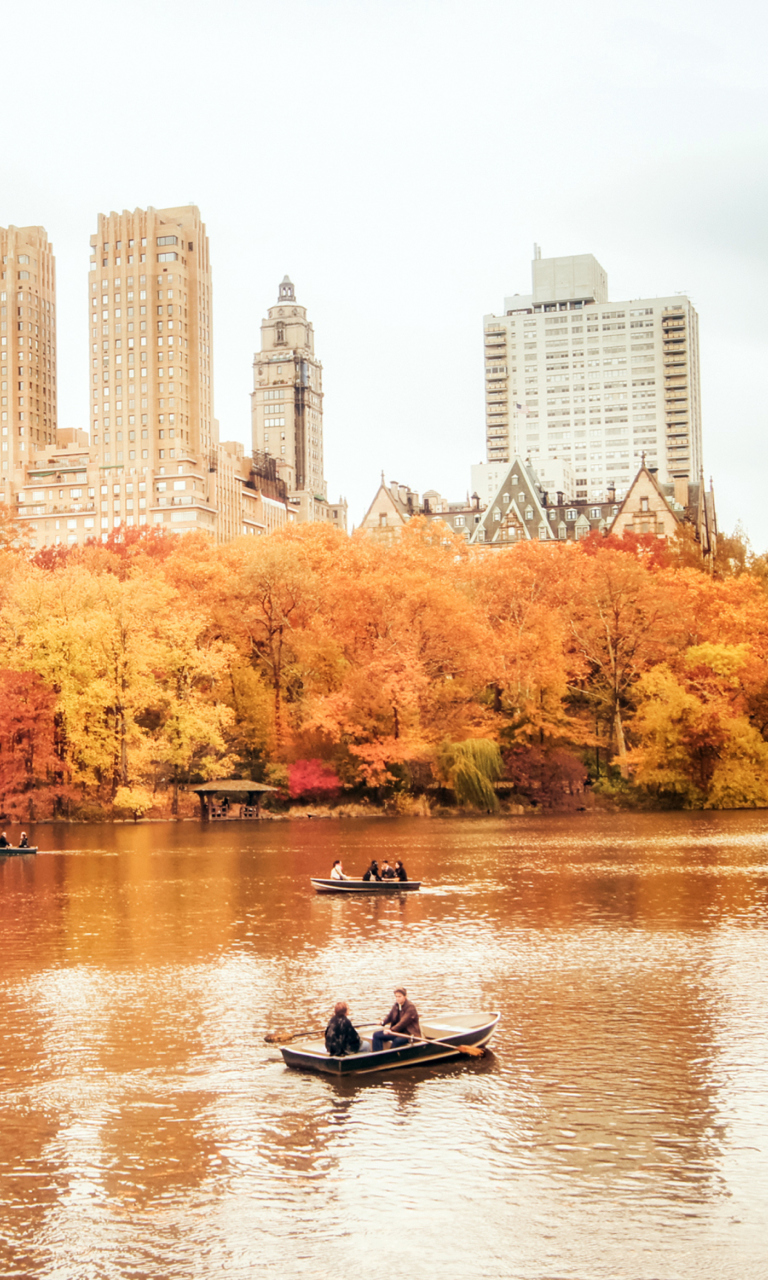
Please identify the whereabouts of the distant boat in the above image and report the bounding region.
[311,876,421,894]
[0,846,38,857]
[280,1011,500,1075]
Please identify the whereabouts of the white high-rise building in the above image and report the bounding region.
[483,249,702,501]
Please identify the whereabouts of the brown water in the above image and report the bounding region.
[1,812,767,1279]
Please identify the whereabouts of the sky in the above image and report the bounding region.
[1,0,766,543]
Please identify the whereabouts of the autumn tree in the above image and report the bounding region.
[0,669,67,819]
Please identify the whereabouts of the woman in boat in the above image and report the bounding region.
[325,1001,361,1057]
[18,832,29,849]
[362,859,380,882]
[330,859,348,880]
[394,859,408,881]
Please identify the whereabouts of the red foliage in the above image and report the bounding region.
[578,529,672,568]
[0,669,68,819]
[32,523,177,574]
[503,744,588,808]
[288,759,341,801]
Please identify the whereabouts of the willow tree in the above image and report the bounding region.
[438,739,502,810]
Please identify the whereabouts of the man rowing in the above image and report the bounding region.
[371,987,421,1052]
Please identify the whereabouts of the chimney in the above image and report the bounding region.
[607,482,616,501]
[674,477,688,508]
[557,490,564,506]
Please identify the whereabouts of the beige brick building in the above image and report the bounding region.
[0,225,57,496]
[88,205,213,477]
[251,276,346,530]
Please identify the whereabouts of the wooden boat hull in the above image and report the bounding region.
[280,1011,499,1075]
[0,847,38,857]
[311,877,421,894]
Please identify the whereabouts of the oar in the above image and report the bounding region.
[377,1030,486,1058]
[265,1022,378,1045]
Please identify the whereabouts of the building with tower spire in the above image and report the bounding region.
[251,276,346,528]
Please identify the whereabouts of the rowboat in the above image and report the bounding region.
[0,846,38,857]
[311,877,421,894]
[280,1011,500,1075]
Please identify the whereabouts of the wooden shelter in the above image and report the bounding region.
[190,779,279,821]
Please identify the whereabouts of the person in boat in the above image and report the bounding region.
[18,833,29,848]
[0,832,9,848]
[379,859,397,879]
[325,1001,362,1057]
[394,859,408,881]
[362,859,380,882]
[330,859,349,880]
[371,987,421,1052]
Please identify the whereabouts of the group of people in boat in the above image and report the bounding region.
[0,831,30,849]
[324,987,421,1057]
[330,858,408,882]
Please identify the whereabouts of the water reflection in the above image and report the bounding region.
[1,812,767,1278]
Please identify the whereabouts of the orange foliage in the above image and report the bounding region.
[2,520,768,812]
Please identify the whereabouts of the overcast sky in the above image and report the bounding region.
[1,0,766,544]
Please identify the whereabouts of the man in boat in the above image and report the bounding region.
[394,859,408,881]
[371,988,421,1052]
[379,859,397,879]
[0,832,9,848]
[330,860,349,880]
[362,859,380,881]
[325,1001,361,1057]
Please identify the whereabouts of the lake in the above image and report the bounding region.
[1,811,767,1279]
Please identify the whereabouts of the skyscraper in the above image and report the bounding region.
[483,249,702,501]
[0,225,57,489]
[88,205,213,473]
[251,276,334,523]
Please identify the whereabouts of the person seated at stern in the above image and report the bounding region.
[0,832,9,848]
[394,859,408,881]
[330,859,349,880]
[371,988,421,1052]
[325,1001,362,1057]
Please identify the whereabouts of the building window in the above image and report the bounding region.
[566,508,577,521]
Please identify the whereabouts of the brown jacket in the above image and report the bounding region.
[383,998,421,1038]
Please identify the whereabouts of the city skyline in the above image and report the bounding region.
[1,1,765,544]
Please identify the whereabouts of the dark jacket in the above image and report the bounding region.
[395,863,408,881]
[0,835,8,848]
[362,862,380,882]
[325,1014,361,1057]
[380,865,397,879]
[383,999,421,1038]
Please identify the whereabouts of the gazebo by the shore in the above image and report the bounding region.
[189,779,279,821]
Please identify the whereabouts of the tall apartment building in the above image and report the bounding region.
[89,205,214,474]
[483,249,702,501]
[251,277,346,528]
[0,226,57,492]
